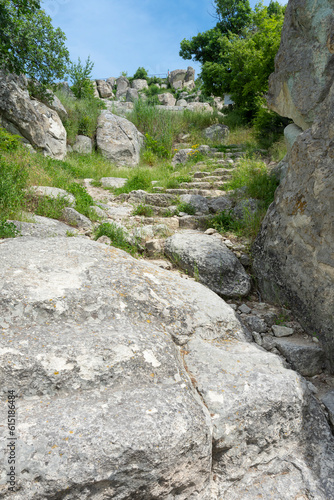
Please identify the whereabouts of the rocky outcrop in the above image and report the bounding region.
[253,0,334,372]
[157,92,176,106]
[115,76,130,99]
[0,71,67,159]
[72,135,93,154]
[0,237,333,499]
[131,79,148,91]
[96,79,113,98]
[168,66,195,90]
[267,0,334,130]
[96,110,142,166]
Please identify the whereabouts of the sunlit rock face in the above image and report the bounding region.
[253,0,334,372]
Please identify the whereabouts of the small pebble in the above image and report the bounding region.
[312,337,319,343]
[239,304,251,314]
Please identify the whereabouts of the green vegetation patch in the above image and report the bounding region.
[94,222,138,256]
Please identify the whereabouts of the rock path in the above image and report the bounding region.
[2,147,334,499]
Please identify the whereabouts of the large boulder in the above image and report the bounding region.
[267,0,334,130]
[157,93,176,106]
[131,79,148,91]
[0,237,333,499]
[96,110,142,166]
[72,135,93,154]
[165,231,251,298]
[96,79,113,98]
[115,76,129,99]
[0,72,67,159]
[0,236,242,499]
[253,0,334,372]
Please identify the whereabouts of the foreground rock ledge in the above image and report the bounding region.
[0,237,333,499]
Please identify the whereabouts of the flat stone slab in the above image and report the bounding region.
[30,186,75,206]
[100,177,127,188]
[165,232,251,298]
[0,237,247,499]
[275,337,325,376]
[185,337,334,499]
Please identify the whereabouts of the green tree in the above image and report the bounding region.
[180,1,285,119]
[69,56,95,99]
[0,0,69,85]
[133,67,148,80]
[179,0,252,64]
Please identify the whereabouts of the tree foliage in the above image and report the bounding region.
[69,56,95,99]
[180,1,285,118]
[133,67,148,80]
[0,0,69,85]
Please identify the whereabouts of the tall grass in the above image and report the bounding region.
[127,100,224,157]
[55,90,106,144]
[226,157,279,209]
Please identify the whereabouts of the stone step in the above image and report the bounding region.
[201,175,232,182]
[180,181,227,190]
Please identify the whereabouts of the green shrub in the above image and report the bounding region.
[69,56,95,99]
[66,182,94,218]
[114,170,153,194]
[94,222,137,256]
[177,202,196,215]
[226,158,279,209]
[0,158,28,218]
[26,195,70,220]
[56,90,106,144]
[0,221,20,238]
[253,108,291,148]
[0,127,21,152]
[132,204,154,217]
[133,67,148,80]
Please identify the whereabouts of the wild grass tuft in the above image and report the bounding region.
[94,222,138,256]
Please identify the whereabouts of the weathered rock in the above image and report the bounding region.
[168,69,187,89]
[62,207,93,229]
[184,337,334,498]
[126,88,139,102]
[267,0,334,130]
[187,102,213,112]
[172,148,193,165]
[96,79,113,98]
[100,177,127,188]
[165,232,251,298]
[0,71,67,159]
[131,79,148,91]
[115,76,129,99]
[91,80,100,98]
[242,315,268,333]
[39,91,67,121]
[321,391,334,429]
[203,124,229,141]
[7,216,79,238]
[29,186,75,206]
[72,135,93,154]
[176,99,188,107]
[272,325,294,337]
[179,194,209,213]
[274,337,325,377]
[96,110,142,166]
[284,123,303,153]
[185,66,195,82]
[106,77,116,89]
[157,93,176,106]
[208,196,233,213]
[253,89,334,371]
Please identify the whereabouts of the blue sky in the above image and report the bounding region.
[42,0,284,81]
